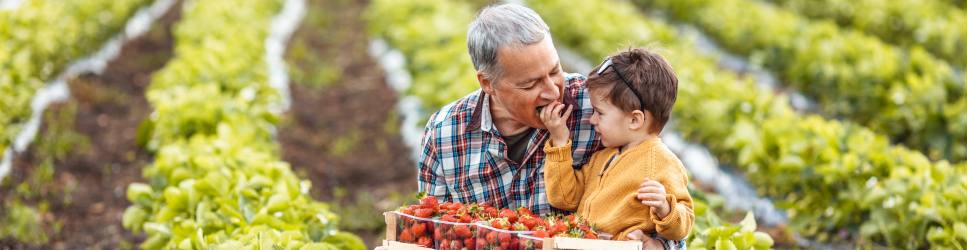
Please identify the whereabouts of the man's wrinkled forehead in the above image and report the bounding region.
[496,39,560,84]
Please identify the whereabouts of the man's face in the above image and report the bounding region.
[484,37,564,129]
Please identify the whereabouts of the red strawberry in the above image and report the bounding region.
[460,214,473,223]
[454,225,473,238]
[439,239,449,250]
[550,223,567,236]
[419,196,439,210]
[498,232,511,243]
[415,208,435,218]
[491,219,511,230]
[485,207,498,218]
[466,238,476,250]
[499,208,518,223]
[412,222,426,236]
[401,206,416,216]
[517,207,534,217]
[486,231,499,244]
[518,216,533,229]
[441,214,459,222]
[566,214,580,225]
[532,230,549,238]
[399,228,414,242]
[417,236,432,247]
[450,239,463,249]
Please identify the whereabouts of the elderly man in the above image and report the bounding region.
[416,3,685,249]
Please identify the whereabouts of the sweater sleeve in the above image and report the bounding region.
[651,168,694,240]
[543,139,585,211]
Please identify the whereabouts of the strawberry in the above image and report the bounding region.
[566,214,580,226]
[399,228,414,242]
[419,196,439,210]
[401,205,416,216]
[439,239,449,250]
[485,206,498,218]
[486,231,499,244]
[417,236,432,247]
[550,222,567,236]
[415,208,435,218]
[466,238,476,250]
[450,239,463,249]
[532,230,549,238]
[490,218,511,230]
[412,222,426,236]
[499,208,518,223]
[454,224,473,238]
[498,232,512,243]
[519,216,538,230]
[517,207,535,217]
[440,214,459,222]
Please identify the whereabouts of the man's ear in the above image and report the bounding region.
[478,71,494,96]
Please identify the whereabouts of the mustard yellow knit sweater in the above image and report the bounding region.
[543,138,693,240]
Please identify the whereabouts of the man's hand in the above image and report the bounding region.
[539,101,573,147]
[626,230,665,250]
[637,179,671,219]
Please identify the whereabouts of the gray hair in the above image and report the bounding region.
[467,3,550,81]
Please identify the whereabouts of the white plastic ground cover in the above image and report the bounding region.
[0,0,22,10]
[0,0,177,183]
[369,38,425,162]
[678,23,815,112]
[265,0,305,116]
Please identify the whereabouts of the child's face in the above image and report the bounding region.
[588,90,635,148]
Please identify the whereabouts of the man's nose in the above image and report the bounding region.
[538,77,561,100]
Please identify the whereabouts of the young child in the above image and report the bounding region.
[539,48,693,241]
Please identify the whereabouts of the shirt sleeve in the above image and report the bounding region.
[417,113,448,199]
[564,73,604,169]
[651,169,694,240]
[543,139,587,211]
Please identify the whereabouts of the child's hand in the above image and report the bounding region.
[539,101,573,147]
[627,230,664,250]
[637,178,671,219]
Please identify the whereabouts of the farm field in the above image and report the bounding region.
[1,0,965,249]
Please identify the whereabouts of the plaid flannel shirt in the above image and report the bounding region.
[418,73,601,215]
